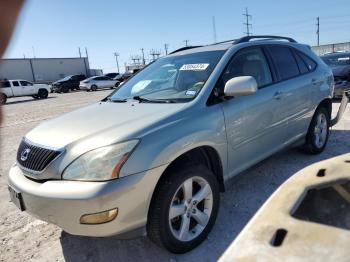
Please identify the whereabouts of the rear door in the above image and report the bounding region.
[218,46,287,177]
[265,45,313,141]
[11,81,23,96]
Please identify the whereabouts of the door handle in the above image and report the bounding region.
[273,91,283,100]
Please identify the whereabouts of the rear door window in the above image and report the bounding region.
[13,81,20,86]
[292,51,309,74]
[267,46,300,81]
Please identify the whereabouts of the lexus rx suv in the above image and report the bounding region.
[8,36,347,253]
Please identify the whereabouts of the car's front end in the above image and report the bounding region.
[79,78,93,90]
[8,47,228,251]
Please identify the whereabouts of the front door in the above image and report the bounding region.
[219,47,287,178]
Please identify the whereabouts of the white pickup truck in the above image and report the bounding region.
[0,79,51,104]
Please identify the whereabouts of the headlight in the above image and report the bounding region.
[62,140,139,181]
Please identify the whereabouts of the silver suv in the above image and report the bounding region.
[8,36,347,253]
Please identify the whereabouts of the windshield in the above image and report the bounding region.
[109,50,225,103]
[60,75,72,81]
[322,53,350,66]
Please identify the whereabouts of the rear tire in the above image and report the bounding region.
[0,93,7,104]
[38,89,49,99]
[147,165,220,253]
[304,107,330,154]
[91,85,97,91]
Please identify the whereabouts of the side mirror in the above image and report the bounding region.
[224,76,257,97]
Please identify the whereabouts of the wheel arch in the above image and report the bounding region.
[151,146,225,199]
[316,98,332,119]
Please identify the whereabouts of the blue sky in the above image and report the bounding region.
[4,0,350,73]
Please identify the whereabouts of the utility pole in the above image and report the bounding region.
[141,48,146,65]
[150,49,161,61]
[164,43,169,55]
[85,47,89,58]
[23,54,26,59]
[78,47,82,58]
[212,16,217,43]
[114,52,120,73]
[243,7,252,36]
[316,16,320,46]
[184,40,189,47]
[84,47,90,77]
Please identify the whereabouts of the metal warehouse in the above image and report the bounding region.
[0,57,92,83]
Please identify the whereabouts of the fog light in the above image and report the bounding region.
[80,208,118,224]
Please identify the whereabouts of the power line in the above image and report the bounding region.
[243,7,252,36]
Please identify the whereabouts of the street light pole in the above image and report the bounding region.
[114,52,120,73]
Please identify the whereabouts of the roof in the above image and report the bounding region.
[168,35,298,56]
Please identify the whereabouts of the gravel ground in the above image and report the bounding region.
[0,91,349,262]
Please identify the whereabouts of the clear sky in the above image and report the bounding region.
[4,0,350,73]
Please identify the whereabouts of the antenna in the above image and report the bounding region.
[212,16,217,43]
[243,7,252,36]
[183,40,190,47]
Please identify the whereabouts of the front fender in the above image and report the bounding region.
[121,105,228,179]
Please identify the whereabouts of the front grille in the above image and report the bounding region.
[16,140,61,172]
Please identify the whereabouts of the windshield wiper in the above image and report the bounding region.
[132,96,155,103]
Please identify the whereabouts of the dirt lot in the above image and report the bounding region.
[0,91,349,262]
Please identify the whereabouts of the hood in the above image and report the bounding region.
[25,101,187,149]
[331,65,350,78]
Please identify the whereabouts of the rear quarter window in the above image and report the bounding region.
[298,51,317,71]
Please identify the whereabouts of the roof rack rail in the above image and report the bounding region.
[235,35,297,44]
[169,46,203,55]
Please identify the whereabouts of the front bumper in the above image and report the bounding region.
[79,84,90,90]
[8,164,166,237]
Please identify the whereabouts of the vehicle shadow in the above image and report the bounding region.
[60,129,350,262]
[4,96,56,105]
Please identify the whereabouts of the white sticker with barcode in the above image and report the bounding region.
[180,63,209,71]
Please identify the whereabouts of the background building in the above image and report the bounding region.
[312,42,350,55]
[0,57,101,83]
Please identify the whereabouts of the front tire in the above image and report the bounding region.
[147,165,220,253]
[304,107,330,154]
[38,89,49,99]
[91,85,97,91]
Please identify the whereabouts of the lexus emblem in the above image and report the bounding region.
[20,148,31,162]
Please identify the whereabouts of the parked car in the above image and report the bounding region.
[114,72,133,82]
[79,76,119,91]
[321,51,350,98]
[8,36,346,253]
[104,72,120,79]
[0,79,50,104]
[51,74,86,93]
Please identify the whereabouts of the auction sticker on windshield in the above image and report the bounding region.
[180,63,209,71]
